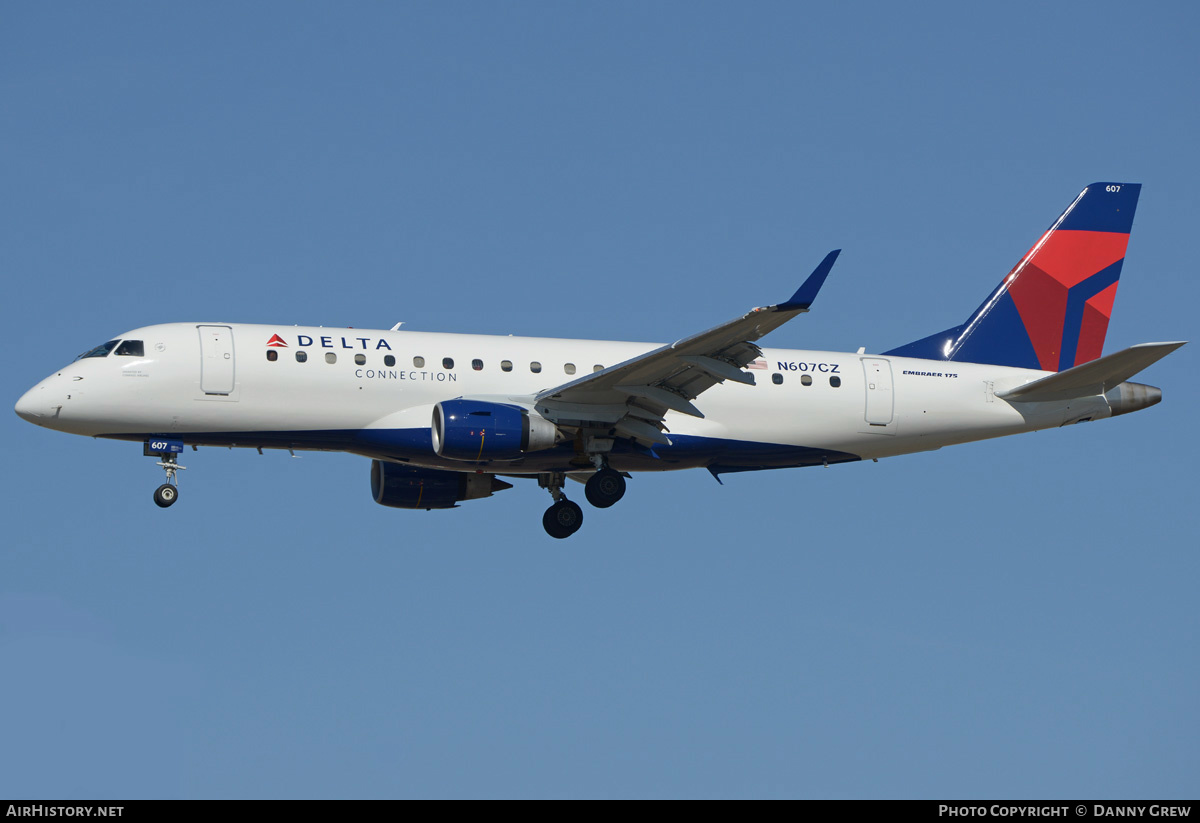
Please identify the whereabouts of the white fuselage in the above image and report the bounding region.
[15,322,1110,476]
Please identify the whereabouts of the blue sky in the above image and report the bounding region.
[3,2,1197,798]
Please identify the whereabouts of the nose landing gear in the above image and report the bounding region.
[151,451,185,509]
[153,482,179,508]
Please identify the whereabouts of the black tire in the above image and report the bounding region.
[542,499,584,539]
[584,468,626,509]
[153,484,178,508]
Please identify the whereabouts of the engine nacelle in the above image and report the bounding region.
[370,460,512,510]
[431,399,559,462]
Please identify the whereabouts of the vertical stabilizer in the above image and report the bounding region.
[885,183,1140,371]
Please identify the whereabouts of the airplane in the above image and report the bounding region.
[14,182,1185,538]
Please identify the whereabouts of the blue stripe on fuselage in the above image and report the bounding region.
[98,428,861,475]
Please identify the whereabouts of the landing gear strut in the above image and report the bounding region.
[152,453,185,508]
[539,472,583,539]
[585,467,626,509]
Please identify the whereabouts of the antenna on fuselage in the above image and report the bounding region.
[390,322,404,330]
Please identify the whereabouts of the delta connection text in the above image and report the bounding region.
[279,334,458,382]
[938,807,1191,818]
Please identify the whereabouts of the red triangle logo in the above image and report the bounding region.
[266,334,288,347]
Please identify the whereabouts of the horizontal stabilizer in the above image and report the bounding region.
[998,342,1186,403]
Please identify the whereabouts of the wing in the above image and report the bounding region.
[532,250,841,446]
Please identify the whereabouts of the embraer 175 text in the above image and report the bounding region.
[15,183,1185,538]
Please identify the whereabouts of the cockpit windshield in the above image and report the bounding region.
[78,340,119,360]
[115,340,144,356]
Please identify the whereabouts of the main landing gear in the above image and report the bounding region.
[584,467,626,509]
[539,465,630,538]
[539,472,582,539]
[543,498,584,539]
[152,453,185,509]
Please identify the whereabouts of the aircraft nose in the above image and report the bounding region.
[15,387,40,423]
[15,373,96,434]
[15,383,51,424]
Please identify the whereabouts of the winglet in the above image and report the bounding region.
[776,250,841,311]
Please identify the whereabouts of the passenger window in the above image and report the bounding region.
[325,353,337,364]
[266,350,278,362]
[801,374,812,386]
[594,365,604,373]
[564,363,576,375]
[443,357,454,369]
[413,356,425,368]
[772,373,783,385]
[830,376,841,388]
[530,361,542,373]
[354,354,366,365]
[296,351,308,363]
[115,340,144,356]
[79,341,119,359]
[384,355,395,367]
[472,359,483,371]
[501,360,513,372]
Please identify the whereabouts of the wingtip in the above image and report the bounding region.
[776,249,841,311]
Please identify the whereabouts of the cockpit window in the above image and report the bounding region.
[115,340,144,357]
[79,341,119,359]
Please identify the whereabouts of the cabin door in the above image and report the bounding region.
[198,325,236,395]
[861,358,895,433]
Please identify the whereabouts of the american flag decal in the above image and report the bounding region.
[746,359,768,370]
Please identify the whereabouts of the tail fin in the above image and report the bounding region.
[885,182,1141,371]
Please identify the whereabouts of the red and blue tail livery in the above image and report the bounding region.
[885,182,1140,372]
